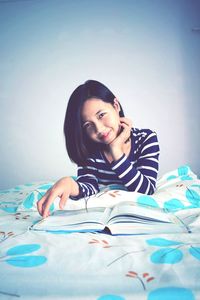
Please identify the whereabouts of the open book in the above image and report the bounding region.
[32,196,200,235]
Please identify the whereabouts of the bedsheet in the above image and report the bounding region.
[0,165,200,300]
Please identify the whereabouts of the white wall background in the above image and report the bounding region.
[0,0,199,190]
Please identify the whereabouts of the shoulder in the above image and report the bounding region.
[131,128,159,153]
[131,127,158,141]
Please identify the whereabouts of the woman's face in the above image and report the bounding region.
[81,98,121,145]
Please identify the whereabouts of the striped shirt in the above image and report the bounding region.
[73,128,160,199]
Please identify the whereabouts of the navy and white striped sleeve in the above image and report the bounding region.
[71,159,100,200]
[110,130,160,195]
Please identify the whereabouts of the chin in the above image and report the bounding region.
[107,136,117,145]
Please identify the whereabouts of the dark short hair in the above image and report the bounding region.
[63,80,125,166]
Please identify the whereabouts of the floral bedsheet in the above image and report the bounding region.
[0,166,200,300]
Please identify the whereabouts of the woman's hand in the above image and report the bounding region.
[37,176,79,218]
[108,117,132,159]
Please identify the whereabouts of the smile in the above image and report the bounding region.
[99,131,111,141]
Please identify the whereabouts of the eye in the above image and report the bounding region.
[83,123,90,129]
[83,122,93,131]
[98,112,106,119]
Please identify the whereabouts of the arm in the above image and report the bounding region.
[110,130,160,194]
[71,159,100,200]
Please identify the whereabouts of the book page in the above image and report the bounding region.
[32,207,112,232]
[107,201,172,225]
[107,204,200,235]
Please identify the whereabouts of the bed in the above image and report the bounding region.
[0,165,200,300]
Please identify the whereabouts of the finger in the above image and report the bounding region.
[120,117,132,128]
[37,192,50,216]
[59,193,69,209]
[120,122,131,141]
[120,122,130,134]
[42,192,57,218]
[120,116,132,124]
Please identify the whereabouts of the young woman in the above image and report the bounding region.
[37,80,160,217]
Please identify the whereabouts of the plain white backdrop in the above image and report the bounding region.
[0,0,199,189]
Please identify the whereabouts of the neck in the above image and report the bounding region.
[103,137,132,161]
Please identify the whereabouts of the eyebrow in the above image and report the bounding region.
[95,110,103,115]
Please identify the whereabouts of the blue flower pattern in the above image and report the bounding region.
[1,244,47,268]
[146,237,200,264]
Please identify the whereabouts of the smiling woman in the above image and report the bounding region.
[37,80,160,218]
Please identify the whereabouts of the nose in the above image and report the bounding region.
[94,120,104,135]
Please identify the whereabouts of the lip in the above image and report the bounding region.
[99,131,110,141]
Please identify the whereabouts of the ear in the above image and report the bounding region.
[113,98,121,113]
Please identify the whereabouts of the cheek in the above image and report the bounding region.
[85,129,96,140]
[111,115,121,129]
[85,129,92,138]
[105,113,120,126]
